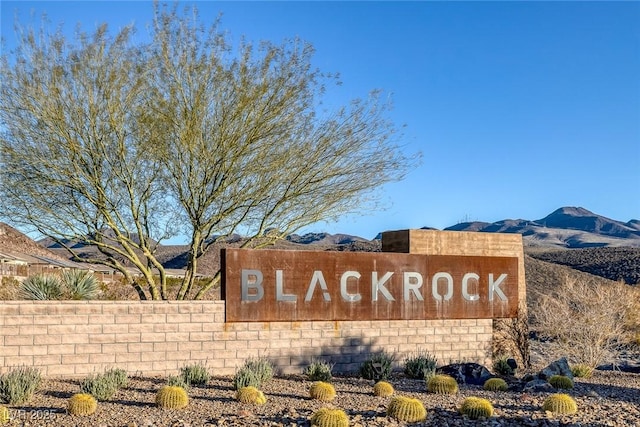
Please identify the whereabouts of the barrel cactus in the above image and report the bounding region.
[156,385,188,409]
[483,377,508,391]
[310,408,349,427]
[542,393,578,415]
[426,374,458,394]
[0,406,9,423]
[67,393,97,416]
[570,364,593,378]
[373,381,394,397]
[459,396,494,419]
[387,396,427,422]
[549,375,574,390]
[236,386,267,405]
[309,381,336,402]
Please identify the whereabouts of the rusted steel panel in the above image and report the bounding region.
[223,249,519,322]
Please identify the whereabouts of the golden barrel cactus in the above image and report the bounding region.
[236,386,267,405]
[387,396,427,422]
[0,406,10,423]
[373,381,394,397]
[426,374,458,394]
[67,393,97,416]
[309,381,336,402]
[483,378,508,391]
[459,396,494,419]
[310,408,349,427]
[549,375,574,390]
[156,385,189,409]
[542,393,578,415]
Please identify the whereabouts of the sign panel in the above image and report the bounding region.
[223,248,519,322]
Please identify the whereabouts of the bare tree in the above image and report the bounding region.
[1,4,419,299]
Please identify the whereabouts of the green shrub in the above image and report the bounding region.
[61,270,100,300]
[309,381,336,402]
[426,374,458,394]
[549,375,574,390]
[373,381,394,397]
[67,393,97,416]
[236,386,266,405]
[0,366,42,405]
[542,393,577,415]
[20,274,62,300]
[403,350,437,379]
[180,363,210,386]
[571,364,593,378]
[359,351,395,380]
[156,386,188,409]
[80,372,119,401]
[233,367,261,390]
[387,396,427,422]
[493,354,515,376]
[103,368,128,389]
[166,375,190,390]
[459,396,494,419]
[310,408,349,427]
[303,358,334,382]
[483,378,508,392]
[244,357,274,384]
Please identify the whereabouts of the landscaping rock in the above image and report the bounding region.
[438,363,492,385]
[538,357,573,380]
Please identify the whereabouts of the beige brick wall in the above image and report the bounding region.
[0,300,492,378]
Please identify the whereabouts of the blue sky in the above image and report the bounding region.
[2,1,639,240]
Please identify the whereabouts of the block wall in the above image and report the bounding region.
[0,300,492,378]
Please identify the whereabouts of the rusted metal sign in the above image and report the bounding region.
[223,248,519,322]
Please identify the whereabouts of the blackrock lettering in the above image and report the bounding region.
[223,248,519,322]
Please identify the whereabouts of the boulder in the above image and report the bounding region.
[523,379,555,393]
[538,357,573,380]
[437,363,492,386]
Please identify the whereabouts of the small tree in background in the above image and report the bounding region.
[0,3,419,300]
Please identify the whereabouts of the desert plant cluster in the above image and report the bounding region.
[0,353,612,426]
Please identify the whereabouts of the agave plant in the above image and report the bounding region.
[20,274,63,300]
[61,270,100,300]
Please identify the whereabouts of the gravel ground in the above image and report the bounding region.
[3,368,639,427]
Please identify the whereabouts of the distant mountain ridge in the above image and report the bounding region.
[443,207,640,248]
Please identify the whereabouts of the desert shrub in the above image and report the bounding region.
[0,366,42,405]
[310,408,349,427]
[67,393,97,416]
[156,386,188,409]
[303,358,333,382]
[387,396,427,423]
[359,351,395,380]
[542,393,577,415]
[309,381,336,402]
[571,364,593,378]
[235,386,266,405]
[373,381,394,397]
[483,378,508,391]
[20,274,62,300]
[493,354,515,376]
[533,275,637,368]
[61,270,100,300]
[232,357,274,390]
[459,396,494,419]
[179,363,210,386]
[232,367,261,390]
[166,375,190,390]
[426,374,458,394]
[549,375,574,390]
[103,368,128,389]
[493,302,531,369]
[80,372,121,401]
[403,350,437,379]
